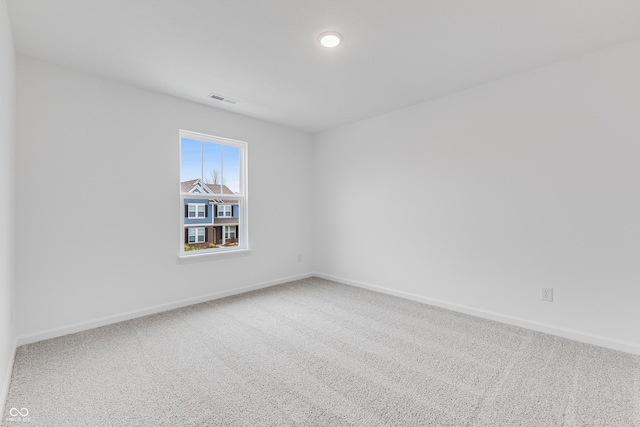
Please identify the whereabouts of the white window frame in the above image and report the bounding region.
[179,130,249,262]
[188,203,206,218]
[217,205,232,217]
[188,227,206,243]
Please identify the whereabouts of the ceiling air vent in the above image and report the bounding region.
[208,93,240,105]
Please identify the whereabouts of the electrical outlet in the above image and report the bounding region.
[541,287,553,302]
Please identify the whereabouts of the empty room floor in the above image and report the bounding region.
[3,278,639,426]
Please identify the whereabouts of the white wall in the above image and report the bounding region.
[16,56,314,339]
[11,30,640,358]
[314,39,640,353]
[0,0,16,410]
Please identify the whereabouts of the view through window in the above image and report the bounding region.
[179,130,247,255]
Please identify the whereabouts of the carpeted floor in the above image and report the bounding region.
[3,277,639,426]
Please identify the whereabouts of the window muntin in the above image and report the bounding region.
[180,130,247,256]
[218,205,232,217]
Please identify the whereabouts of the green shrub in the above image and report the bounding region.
[184,245,190,251]
[209,243,217,248]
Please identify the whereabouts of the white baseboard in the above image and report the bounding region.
[1,336,17,419]
[16,272,314,347]
[15,271,640,356]
[313,272,640,356]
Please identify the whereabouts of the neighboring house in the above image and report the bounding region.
[181,179,239,247]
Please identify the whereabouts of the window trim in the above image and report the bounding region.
[179,130,249,262]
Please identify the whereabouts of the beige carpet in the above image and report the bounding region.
[3,277,639,426]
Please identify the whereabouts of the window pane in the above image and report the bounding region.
[223,145,240,194]
[202,142,223,193]
[180,138,202,184]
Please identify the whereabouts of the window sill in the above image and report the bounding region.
[178,248,251,264]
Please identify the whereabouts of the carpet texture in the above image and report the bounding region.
[3,278,639,426]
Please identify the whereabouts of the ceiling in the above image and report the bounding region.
[7,0,640,133]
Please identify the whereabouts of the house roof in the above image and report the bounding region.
[181,179,235,195]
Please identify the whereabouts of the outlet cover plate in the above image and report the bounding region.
[541,287,553,302]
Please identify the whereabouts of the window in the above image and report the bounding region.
[224,225,237,240]
[188,228,205,243]
[217,205,232,217]
[180,130,247,257]
[188,203,206,218]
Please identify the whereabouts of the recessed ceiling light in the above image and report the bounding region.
[318,31,342,48]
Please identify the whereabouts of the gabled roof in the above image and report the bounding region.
[181,179,235,195]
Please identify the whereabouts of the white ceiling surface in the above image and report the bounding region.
[7,1,640,133]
